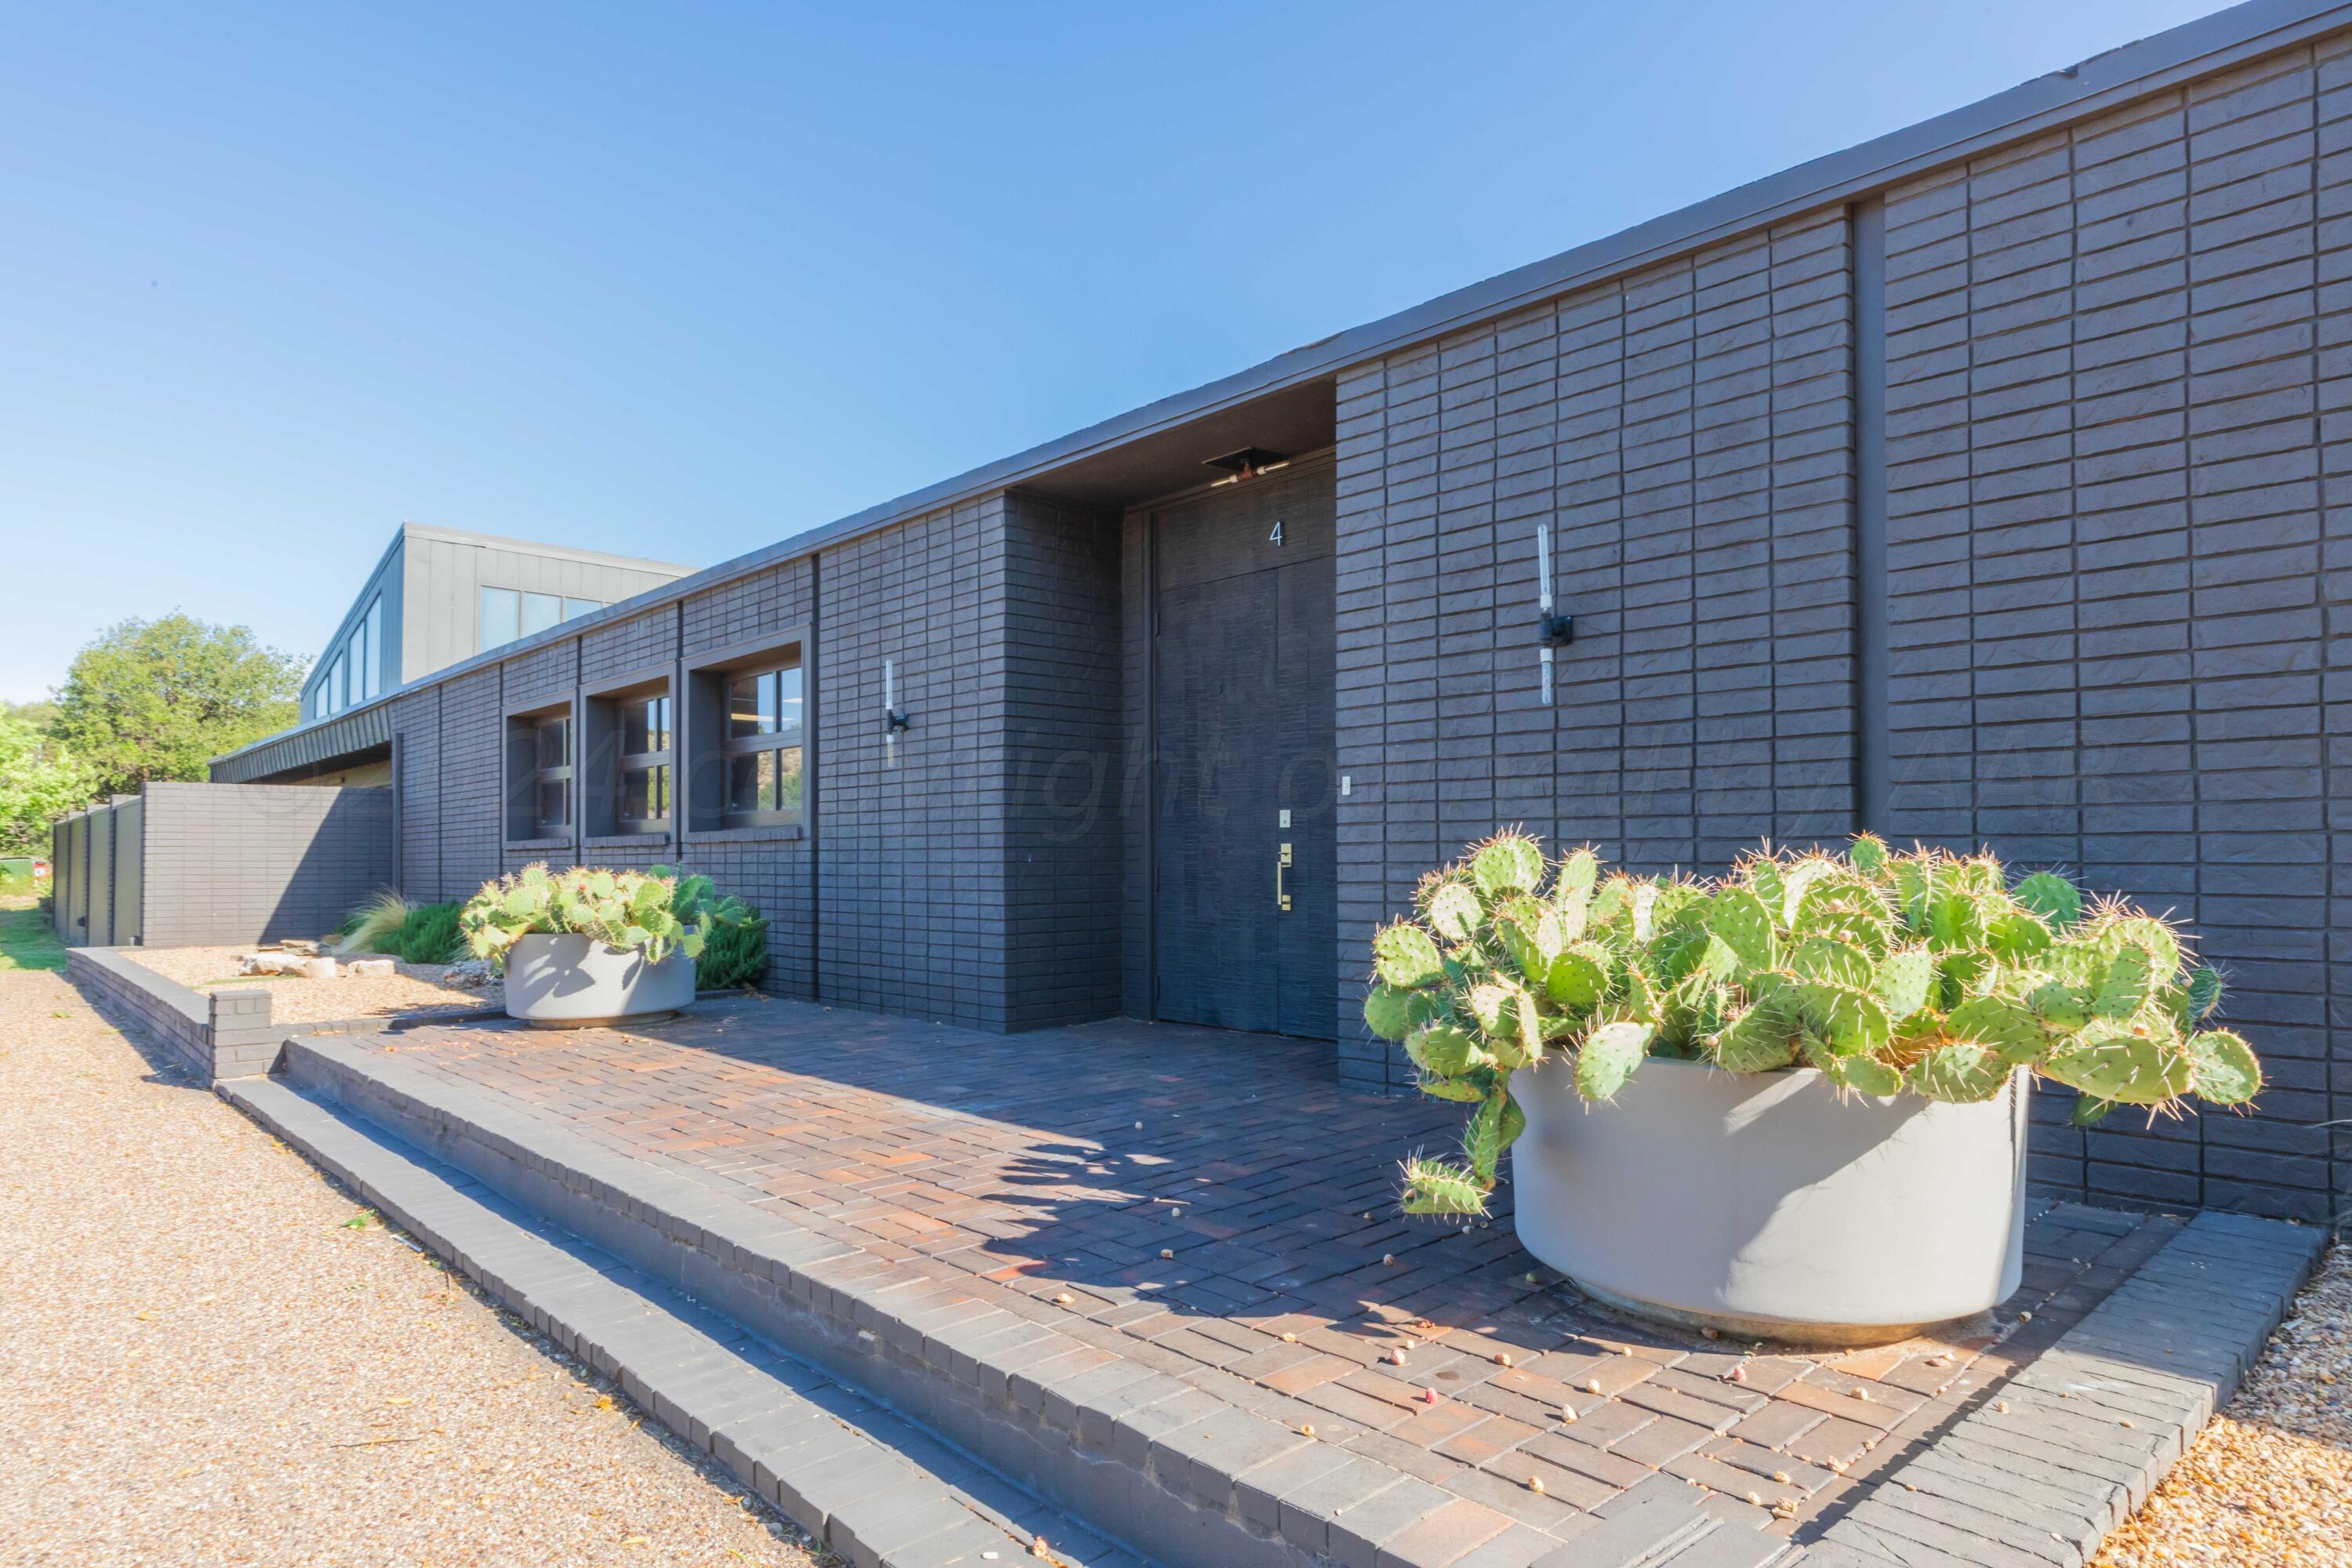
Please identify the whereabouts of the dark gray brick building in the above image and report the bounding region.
[212,0,2352,1224]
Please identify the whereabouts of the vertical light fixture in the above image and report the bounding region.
[1537,522,1573,705]
[883,658,911,769]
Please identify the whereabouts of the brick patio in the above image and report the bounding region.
[339,995,2233,1554]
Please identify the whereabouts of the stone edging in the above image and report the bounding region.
[65,946,276,1083]
[1806,1211,2325,1568]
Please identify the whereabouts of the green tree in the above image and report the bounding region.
[52,613,307,797]
[0,710,98,856]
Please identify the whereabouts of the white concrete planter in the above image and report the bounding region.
[1512,1056,2028,1346]
[503,932,696,1027]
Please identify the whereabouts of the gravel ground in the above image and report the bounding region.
[123,943,504,1024]
[2092,1240,2351,1568]
[0,964,826,1568]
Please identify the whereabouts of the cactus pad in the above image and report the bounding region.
[2013,870,2082,928]
[1472,833,1545,897]
[1710,996,1798,1073]
[1577,1019,1653,1101]
[1363,985,1427,1041]
[1426,881,1484,942]
[1707,887,1777,975]
[1399,1156,1489,1216]
[1871,946,1936,1022]
[2092,942,2153,1020]
[1406,1023,1487,1077]
[1907,1040,2009,1102]
[1554,847,1600,903]
[2186,1029,2260,1105]
[1374,924,1445,989]
[2044,1022,2193,1105]
[2185,966,2224,1022]
[1944,995,2047,1066]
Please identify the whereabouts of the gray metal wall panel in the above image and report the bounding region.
[86,804,115,947]
[70,815,92,947]
[112,797,143,946]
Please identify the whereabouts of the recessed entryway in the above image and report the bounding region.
[1147,455,1336,1037]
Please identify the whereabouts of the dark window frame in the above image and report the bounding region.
[718,662,805,829]
[682,628,814,842]
[579,665,676,848]
[615,690,674,834]
[502,696,578,848]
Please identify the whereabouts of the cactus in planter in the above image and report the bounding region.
[459,862,753,968]
[1366,833,2263,1218]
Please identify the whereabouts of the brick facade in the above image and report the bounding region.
[214,13,2352,1224]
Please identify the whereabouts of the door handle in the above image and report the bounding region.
[1277,841,1293,912]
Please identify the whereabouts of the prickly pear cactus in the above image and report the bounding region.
[461,862,753,968]
[1364,829,2263,1219]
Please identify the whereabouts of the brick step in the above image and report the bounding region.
[265,1033,1791,1568]
[224,1072,1140,1568]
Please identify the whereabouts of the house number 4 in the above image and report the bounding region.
[1269,519,1283,546]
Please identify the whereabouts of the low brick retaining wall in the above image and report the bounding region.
[66,948,280,1083]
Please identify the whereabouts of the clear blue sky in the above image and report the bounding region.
[0,0,2224,702]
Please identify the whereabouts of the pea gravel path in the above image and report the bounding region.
[0,964,829,1568]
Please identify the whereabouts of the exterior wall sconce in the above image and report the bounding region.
[1536,523,1573,706]
[1204,447,1290,487]
[884,659,911,768]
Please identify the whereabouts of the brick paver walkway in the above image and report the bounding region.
[354,996,2178,1545]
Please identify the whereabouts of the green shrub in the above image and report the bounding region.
[459,863,752,967]
[1367,832,2264,1218]
[695,911,770,990]
[336,888,412,953]
[394,902,464,965]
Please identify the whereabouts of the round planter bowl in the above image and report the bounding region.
[1512,1056,2027,1347]
[503,932,696,1028]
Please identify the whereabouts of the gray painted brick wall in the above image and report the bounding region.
[1001,492,1123,1029]
[1876,42,2350,1221]
[140,782,394,947]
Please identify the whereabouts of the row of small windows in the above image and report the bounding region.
[481,586,602,652]
[314,594,384,719]
[504,646,803,843]
[310,586,606,723]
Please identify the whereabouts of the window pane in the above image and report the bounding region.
[347,627,365,702]
[728,673,770,738]
[775,666,803,733]
[480,588,520,650]
[564,597,600,620]
[622,700,651,756]
[535,779,568,833]
[772,746,804,811]
[521,592,562,637]
[726,753,764,813]
[621,764,666,822]
[360,597,383,701]
[538,717,569,769]
[651,696,670,752]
